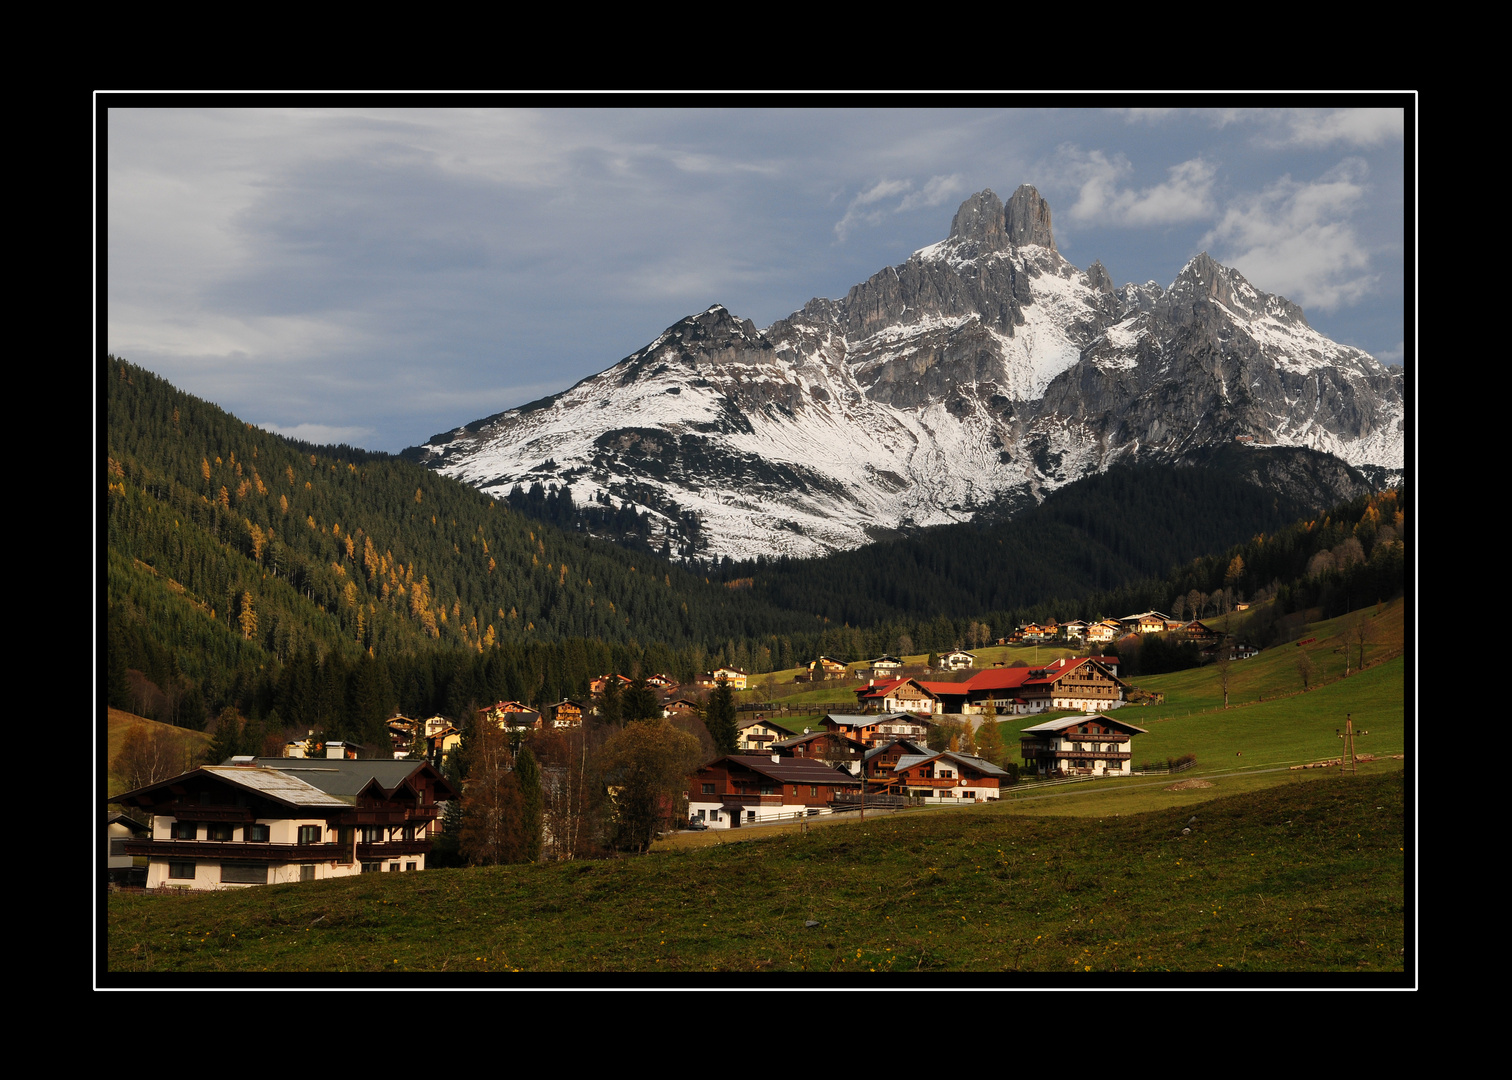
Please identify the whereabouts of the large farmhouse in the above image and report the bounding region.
[857,658,1127,716]
[109,755,456,890]
[1018,714,1149,777]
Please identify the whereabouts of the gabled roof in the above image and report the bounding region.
[737,716,786,731]
[773,731,867,752]
[937,751,1010,777]
[109,765,351,809]
[826,711,932,729]
[1020,714,1149,736]
[956,657,1126,694]
[864,737,931,762]
[711,755,861,786]
[106,812,151,834]
[243,758,456,801]
[855,678,941,701]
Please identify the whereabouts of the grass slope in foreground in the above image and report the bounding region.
[107,769,1404,975]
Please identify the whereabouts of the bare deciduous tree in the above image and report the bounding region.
[1295,650,1315,690]
[112,725,197,792]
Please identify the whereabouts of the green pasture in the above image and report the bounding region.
[106,768,1405,976]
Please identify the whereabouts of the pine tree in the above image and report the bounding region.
[514,743,543,862]
[704,679,738,756]
[458,718,523,866]
[974,700,1004,767]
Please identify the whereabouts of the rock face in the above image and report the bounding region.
[406,184,1405,560]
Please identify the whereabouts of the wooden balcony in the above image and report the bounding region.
[356,840,431,858]
[124,840,356,863]
[163,806,254,823]
[717,793,784,808]
[336,805,439,826]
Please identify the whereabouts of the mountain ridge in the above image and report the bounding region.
[405,185,1403,560]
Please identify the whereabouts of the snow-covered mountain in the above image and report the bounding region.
[404,185,1404,561]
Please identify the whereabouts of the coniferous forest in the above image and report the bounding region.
[105,355,1406,751]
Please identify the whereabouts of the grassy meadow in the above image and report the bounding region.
[104,767,1405,976]
[103,600,1409,978]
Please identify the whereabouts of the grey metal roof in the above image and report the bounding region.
[723,755,861,785]
[894,751,940,770]
[1020,714,1148,735]
[245,758,434,800]
[939,752,1010,777]
[201,766,350,808]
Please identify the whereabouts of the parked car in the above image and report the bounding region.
[684,818,709,831]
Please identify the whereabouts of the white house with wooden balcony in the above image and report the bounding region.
[735,717,791,752]
[1018,714,1149,777]
[108,755,456,890]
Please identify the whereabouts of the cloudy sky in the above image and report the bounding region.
[104,102,1409,454]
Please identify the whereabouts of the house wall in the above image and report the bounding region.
[107,821,142,871]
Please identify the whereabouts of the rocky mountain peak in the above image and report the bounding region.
[410,181,1402,562]
[947,189,1009,250]
[1005,184,1055,251]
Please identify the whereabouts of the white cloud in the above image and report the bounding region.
[833,175,967,240]
[257,421,377,446]
[1202,159,1377,311]
[1055,147,1217,225]
[1278,108,1403,148]
[1115,108,1176,124]
[897,174,967,212]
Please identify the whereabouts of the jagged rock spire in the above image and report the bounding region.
[1005,184,1055,250]
[948,189,1008,249]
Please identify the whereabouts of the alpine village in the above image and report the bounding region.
[105,351,1407,975]
[105,184,1407,977]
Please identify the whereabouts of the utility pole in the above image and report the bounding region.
[1336,713,1363,776]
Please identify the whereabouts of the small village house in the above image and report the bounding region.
[686,754,861,829]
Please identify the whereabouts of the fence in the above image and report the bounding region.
[736,701,868,715]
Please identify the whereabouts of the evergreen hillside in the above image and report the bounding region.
[104,356,1406,745]
[728,464,1321,627]
[107,357,823,712]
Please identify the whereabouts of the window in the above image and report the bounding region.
[301,865,315,882]
[810,786,819,797]
[362,826,384,844]
[298,825,323,845]
[172,821,198,840]
[169,862,195,879]
[109,839,128,856]
[406,863,417,872]
[221,862,268,885]
[389,862,400,873]
[702,783,714,795]
[208,824,233,842]
[361,862,381,873]
[746,811,755,822]
[245,824,269,843]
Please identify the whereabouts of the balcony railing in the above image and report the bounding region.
[161,806,254,823]
[717,793,784,807]
[336,806,439,826]
[356,840,431,858]
[124,840,359,863]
